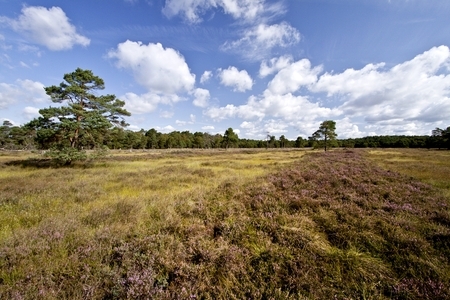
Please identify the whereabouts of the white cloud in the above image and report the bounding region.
[162,0,214,24]
[205,90,340,130]
[218,66,253,92]
[223,22,300,60]
[175,114,196,126]
[1,6,90,51]
[203,46,450,138]
[204,104,243,121]
[108,40,196,95]
[0,79,49,109]
[264,119,289,135]
[202,125,215,131]
[121,92,182,114]
[200,70,212,84]
[259,55,293,78]
[176,120,188,126]
[363,121,428,136]
[192,88,210,107]
[239,119,287,138]
[312,45,450,125]
[335,117,365,139]
[268,59,322,95]
[22,106,40,120]
[19,80,49,103]
[160,111,174,118]
[160,125,176,132]
[18,44,41,55]
[220,0,268,21]
[122,93,159,114]
[0,83,18,109]
[240,121,255,129]
[312,63,386,99]
[162,0,267,23]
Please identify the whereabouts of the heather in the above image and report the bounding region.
[1,149,449,299]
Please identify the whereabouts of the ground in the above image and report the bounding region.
[0,148,449,299]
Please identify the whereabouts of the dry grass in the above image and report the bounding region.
[367,148,450,198]
[1,148,450,299]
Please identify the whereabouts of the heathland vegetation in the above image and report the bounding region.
[1,148,449,299]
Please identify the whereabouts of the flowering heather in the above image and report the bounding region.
[0,149,449,299]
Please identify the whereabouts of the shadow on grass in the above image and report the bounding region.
[5,158,94,169]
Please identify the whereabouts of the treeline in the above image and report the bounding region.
[0,122,298,150]
[341,135,431,149]
[340,127,450,149]
[1,120,449,151]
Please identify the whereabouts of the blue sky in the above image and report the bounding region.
[1,0,450,139]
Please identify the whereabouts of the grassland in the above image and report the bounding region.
[367,148,450,198]
[0,148,449,299]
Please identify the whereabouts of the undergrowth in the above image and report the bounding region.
[0,149,449,299]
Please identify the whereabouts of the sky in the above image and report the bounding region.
[1,0,450,140]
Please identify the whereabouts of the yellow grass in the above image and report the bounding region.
[367,148,450,198]
[0,148,306,242]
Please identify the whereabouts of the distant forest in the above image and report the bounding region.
[1,120,449,151]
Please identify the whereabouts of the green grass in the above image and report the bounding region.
[0,148,449,299]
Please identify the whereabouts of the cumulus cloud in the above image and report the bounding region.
[175,120,188,126]
[240,121,255,129]
[200,70,212,84]
[241,119,288,137]
[157,125,176,132]
[202,125,215,131]
[121,92,182,114]
[313,45,450,125]
[192,88,210,107]
[264,119,289,134]
[108,40,196,95]
[160,111,174,118]
[268,59,322,95]
[0,83,17,109]
[223,22,300,60]
[203,46,450,138]
[162,0,268,23]
[259,55,293,78]
[205,104,242,121]
[0,6,90,51]
[18,79,49,102]
[218,66,253,92]
[335,117,365,139]
[205,89,340,127]
[175,114,196,126]
[0,79,49,109]
[22,106,40,120]
[205,58,339,136]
